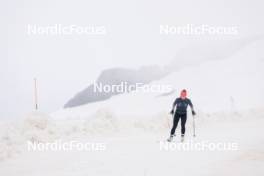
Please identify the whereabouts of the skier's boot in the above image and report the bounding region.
[181,134,185,142]
[167,134,175,142]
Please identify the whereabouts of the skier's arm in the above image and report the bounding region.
[170,99,178,114]
[188,99,194,110]
[188,99,196,115]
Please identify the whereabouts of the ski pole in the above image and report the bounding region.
[166,113,171,129]
[192,114,196,137]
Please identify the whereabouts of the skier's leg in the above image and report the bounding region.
[180,113,187,135]
[170,113,180,135]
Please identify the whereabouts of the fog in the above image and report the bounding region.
[3,0,264,118]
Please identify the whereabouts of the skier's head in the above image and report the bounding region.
[180,89,187,99]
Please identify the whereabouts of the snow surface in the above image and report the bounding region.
[0,109,264,176]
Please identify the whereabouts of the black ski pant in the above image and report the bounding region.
[170,112,187,136]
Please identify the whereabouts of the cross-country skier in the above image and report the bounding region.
[167,89,196,142]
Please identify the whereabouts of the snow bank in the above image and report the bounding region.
[1,108,264,161]
[0,112,55,161]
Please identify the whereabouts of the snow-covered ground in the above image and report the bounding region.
[0,109,264,176]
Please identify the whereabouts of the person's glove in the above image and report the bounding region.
[170,110,174,115]
[192,110,196,116]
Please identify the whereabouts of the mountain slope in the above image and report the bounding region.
[64,37,263,109]
[53,38,264,119]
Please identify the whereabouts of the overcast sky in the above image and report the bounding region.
[3,0,264,118]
